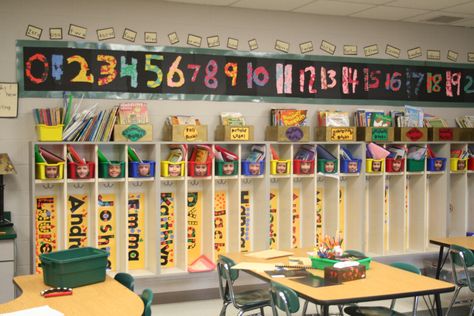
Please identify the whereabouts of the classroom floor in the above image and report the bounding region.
[152,288,473,315]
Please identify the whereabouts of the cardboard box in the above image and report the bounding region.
[315,127,357,142]
[114,124,153,142]
[215,125,254,141]
[163,125,208,142]
[356,127,394,142]
[428,128,461,141]
[324,265,366,283]
[265,126,310,142]
[394,127,427,142]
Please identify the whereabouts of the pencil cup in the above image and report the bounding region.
[128,161,156,178]
[427,158,446,172]
[293,160,314,175]
[340,159,361,173]
[215,160,238,176]
[68,162,95,179]
[366,159,384,173]
[98,161,125,178]
[270,160,291,175]
[188,161,211,177]
[241,160,265,176]
[36,124,64,142]
[36,162,65,180]
[385,158,405,173]
[317,159,338,174]
[161,161,185,177]
[450,158,467,172]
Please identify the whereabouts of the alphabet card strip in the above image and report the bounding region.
[128,193,145,270]
[97,194,116,271]
[35,196,57,274]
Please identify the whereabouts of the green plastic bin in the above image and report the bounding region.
[40,247,108,288]
[310,256,371,270]
[407,158,425,172]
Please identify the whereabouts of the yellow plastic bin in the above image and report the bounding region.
[450,158,467,172]
[36,162,65,180]
[36,124,64,142]
[270,160,291,175]
[161,161,185,177]
[366,159,384,173]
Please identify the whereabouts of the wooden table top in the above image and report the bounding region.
[430,236,474,250]
[0,275,144,316]
[225,248,455,305]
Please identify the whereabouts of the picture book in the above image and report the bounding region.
[423,114,447,128]
[316,145,336,160]
[67,145,85,164]
[404,105,424,127]
[38,146,64,163]
[220,112,246,126]
[271,109,308,126]
[118,102,149,124]
[386,145,406,159]
[408,146,427,160]
[167,115,200,125]
[371,113,392,127]
[214,145,238,161]
[318,111,350,127]
[339,147,355,160]
[367,143,390,159]
[294,144,316,161]
[128,146,143,162]
[190,145,212,163]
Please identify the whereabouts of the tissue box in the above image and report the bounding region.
[324,265,366,283]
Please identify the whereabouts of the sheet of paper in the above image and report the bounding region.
[2,305,64,316]
[244,249,293,259]
[232,262,282,271]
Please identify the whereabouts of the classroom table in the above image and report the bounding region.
[0,274,144,316]
[225,248,454,316]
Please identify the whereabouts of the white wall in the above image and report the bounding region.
[1,0,474,279]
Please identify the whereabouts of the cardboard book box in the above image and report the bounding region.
[394,127,427,142]
[356,127,394,142]
[315,127,357,142]
[265,126,310,142]
[215,125,254,141]
[163,125,208,142]
[114,124,153,142]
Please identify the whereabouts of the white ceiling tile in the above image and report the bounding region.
[231,0,314,11]
[442,2,474,15]
[388,0,469,11]
[351,6,428,20]
[403,11,472,24]
[294,1,374,16]
[164,0,236,5]
[339,0,392,4]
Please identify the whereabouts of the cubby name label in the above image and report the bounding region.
[19,41,474,104]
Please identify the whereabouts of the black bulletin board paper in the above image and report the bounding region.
[17,40,474,106]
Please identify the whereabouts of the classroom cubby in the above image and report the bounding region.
[31,140,474,279]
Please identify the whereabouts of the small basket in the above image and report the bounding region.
[450,158,467,172]
[270,160,291,175]
[161,161,185,177]
[340,159,361,173]
[317,159,338,173]
[98,161,125,178]
[68,161,95,179]
[215,160,238,176]
[129,160,156,177]
[36,162,65,180]
[241,160,265,176]
[188,161,212,177]
[366,159,384,173]
[427,158,447,172]
[293,160,314,175]
[36,124,64,142]
[386,158,405,173]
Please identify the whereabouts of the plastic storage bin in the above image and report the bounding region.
[98,161,125,178]
[39,247,108,288]
[469,158,474,171]
[270,160,291,175]
[36,124,64,142]
[36,162,65,180]
[450,158,467,172]
[293,160,314,175]
[161,161,185,177]
[427,158,447,172]
[215,160,238,176]
[407,159,425,172]
[366,159,384,173]
[317,159,338,173]
[241,160,265,176]
[310,256,371,270]
[188,161,211,177]
[68,161,95,179]
[340,159,361,173]
[128,160,156,177]
[386,158,405,173]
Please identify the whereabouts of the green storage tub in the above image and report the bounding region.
[407,158,425,172]
[310,256,371,270]
[40,247,108,288]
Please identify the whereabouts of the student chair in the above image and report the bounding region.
[114,272,135,291]
[140,288,153,316]
[344,262,421,316]
[445,245,474,316]
[270,281,300,316]
[217,255,272,316]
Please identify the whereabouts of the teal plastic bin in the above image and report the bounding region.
[40,247,108,288]
[310,256,371,270]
